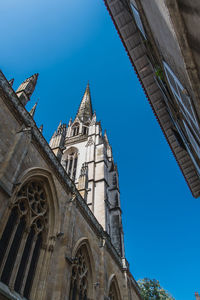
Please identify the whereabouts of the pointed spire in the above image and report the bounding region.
[16,73,39,106]
[76,83,93,123]
[39,124,43,133]
[29,101,38,117]
[9,78,14,86]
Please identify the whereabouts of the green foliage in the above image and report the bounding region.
[155,65,164,81]
[137,278,175,300]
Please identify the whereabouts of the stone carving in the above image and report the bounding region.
[80,163,88,177]
[86,137,94,147]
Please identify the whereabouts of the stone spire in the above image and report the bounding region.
[16,73,38,106]
[76,83,93,123]
[52,83,125,257]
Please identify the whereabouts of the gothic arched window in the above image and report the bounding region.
[0,180,48,299]
[69,245,92,300]
[82,126,88,135]
[64,148,78,181]
[108,280,120,300]
[72,124,80,136]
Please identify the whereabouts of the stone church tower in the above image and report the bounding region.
[0,72,142,300]
[49,84,124,256]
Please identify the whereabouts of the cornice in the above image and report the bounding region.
[65,134,88,146]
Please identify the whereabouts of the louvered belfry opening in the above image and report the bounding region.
[69,245,90,300]
[65,148,78,181]
[0,180,48,299]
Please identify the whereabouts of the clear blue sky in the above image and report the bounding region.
[1,1,200,299]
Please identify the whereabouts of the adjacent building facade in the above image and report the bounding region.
[104,0,200,197]
[0,71,141,300]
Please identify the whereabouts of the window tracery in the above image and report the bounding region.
[0,180,48,299]
[69,246,91,300]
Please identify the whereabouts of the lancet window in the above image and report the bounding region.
[0,180,48,299]
[108,281,120,300]
[72,124,79,136]
[65,149,78,181]
[82,126,88,135]
[69,245,91,300]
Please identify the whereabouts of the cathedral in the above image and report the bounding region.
[0,71,141,300]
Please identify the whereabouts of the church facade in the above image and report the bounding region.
[0,71,141,300]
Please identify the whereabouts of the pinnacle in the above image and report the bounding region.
[21,73,39,85]
[28,73,39,80]
[39,124,43,133]
[104,130,109,143]
[57,120,62,130]
[29,101,38,117]
[9,78,14,86]
[16,73,39,106]
[90,111,96,125]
